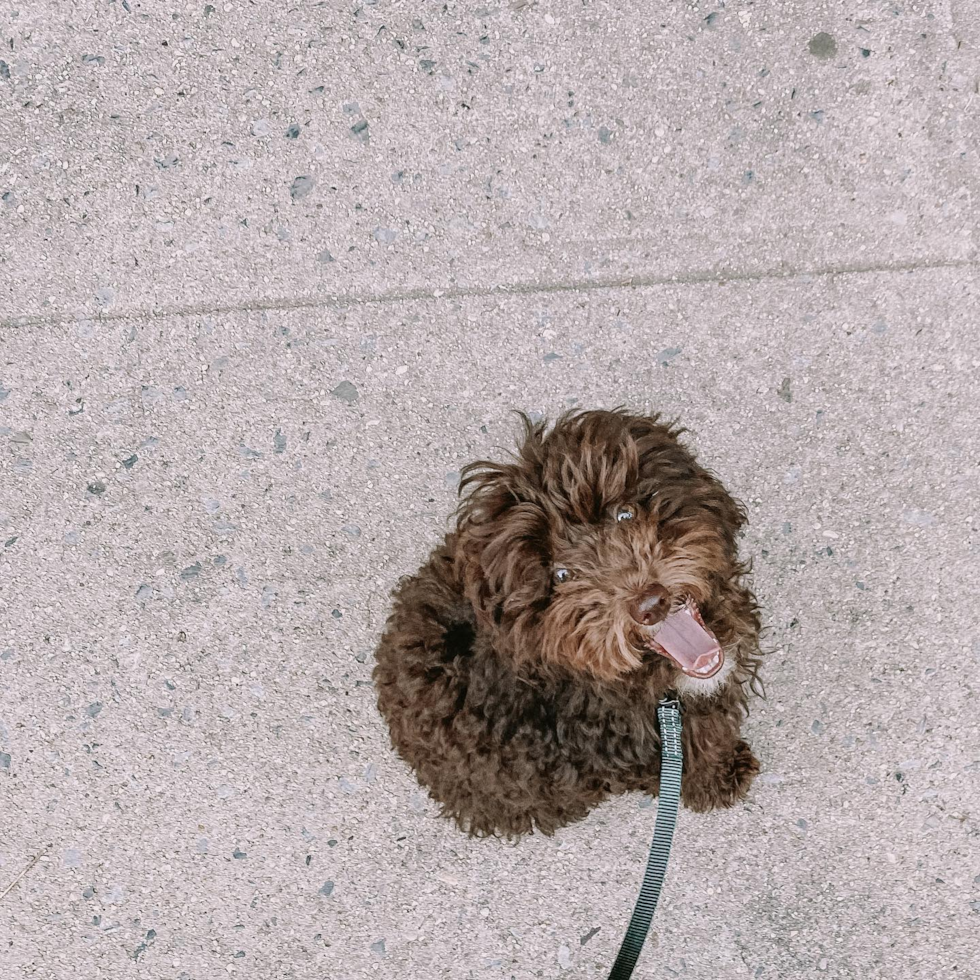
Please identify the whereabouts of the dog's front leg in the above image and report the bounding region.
[679,709,759,812]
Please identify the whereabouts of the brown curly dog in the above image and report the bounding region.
[373,409,763,838]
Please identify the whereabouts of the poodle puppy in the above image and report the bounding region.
[373,409,763,838]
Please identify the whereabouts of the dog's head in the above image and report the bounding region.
[456,409,751,686]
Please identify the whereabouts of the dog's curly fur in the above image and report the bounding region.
[374,409,763,838]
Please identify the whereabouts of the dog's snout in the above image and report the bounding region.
[629,585,669,626]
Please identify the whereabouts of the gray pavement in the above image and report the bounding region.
[1,3,978,978]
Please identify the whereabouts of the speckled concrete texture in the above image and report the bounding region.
[1,2,978,979]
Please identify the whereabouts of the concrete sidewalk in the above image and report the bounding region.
[1,3,978,978]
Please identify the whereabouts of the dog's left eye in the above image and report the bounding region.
[616,506,635,522]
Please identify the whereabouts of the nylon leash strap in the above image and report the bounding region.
[607,696,683,980]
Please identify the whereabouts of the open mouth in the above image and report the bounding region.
[642,597,724,679]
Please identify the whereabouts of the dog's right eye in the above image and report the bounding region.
[553,567,572,584]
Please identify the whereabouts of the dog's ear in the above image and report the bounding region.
[454,438,552,639]
[628,414,747,555]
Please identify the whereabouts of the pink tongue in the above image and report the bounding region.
[653,606,724,678]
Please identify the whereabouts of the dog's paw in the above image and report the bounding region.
[682,740,760,812]
[729,739,761,797]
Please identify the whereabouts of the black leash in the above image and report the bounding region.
[607,695,684,980]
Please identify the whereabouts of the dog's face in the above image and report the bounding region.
[456,410,748,687]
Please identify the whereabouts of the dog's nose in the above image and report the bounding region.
[630,585,669,626]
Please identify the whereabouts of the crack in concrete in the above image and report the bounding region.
[1,257,976,330]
